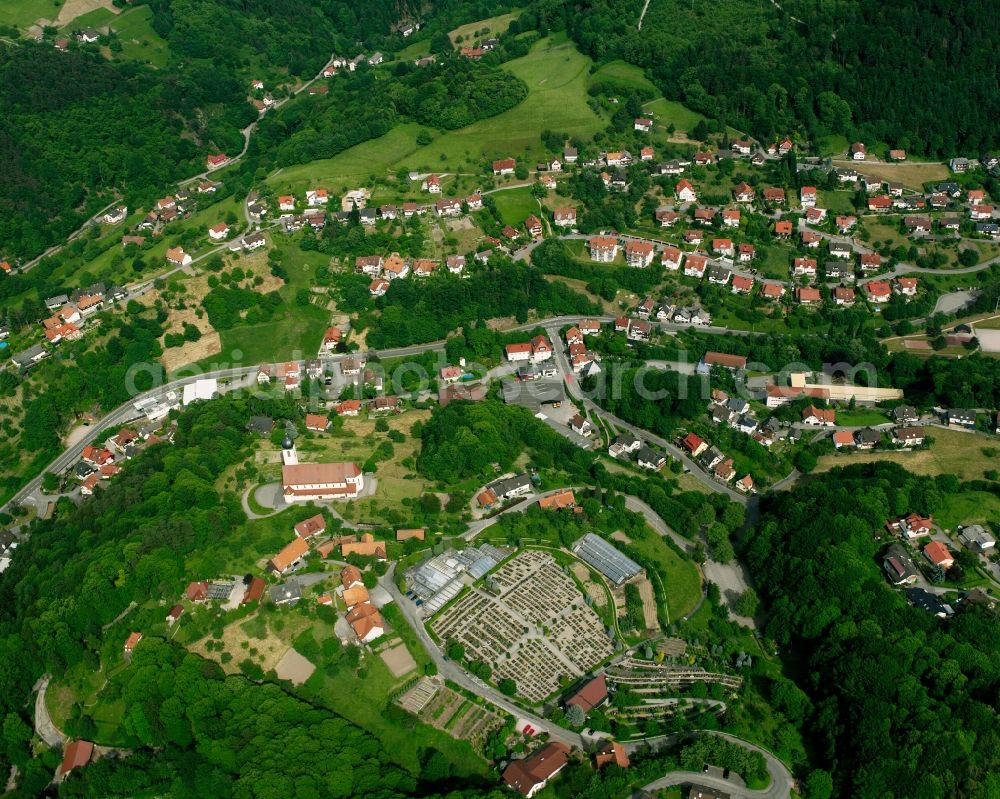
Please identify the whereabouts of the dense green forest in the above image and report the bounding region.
[524,0,999,156]
[353,259,600,348]
[0,45,230,260]
[744,463,1000,797]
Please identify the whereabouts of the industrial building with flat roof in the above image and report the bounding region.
[571,533,642,586]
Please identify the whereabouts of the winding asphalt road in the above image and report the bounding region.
[4,311,764,520]
[637,731,794,798]
[543,318,751,506]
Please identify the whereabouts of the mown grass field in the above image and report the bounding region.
[815,427,1000,484]
[842,160,949,190]
[832,408,890,426]
[621,525,702,620]
[936,491,1000,531]
[112,5,170,67]
[448,10,520,44]
[590,59,658,94]
[818,189,858,215]
[60,6,116,31]
[0,0,58,28]
[490,185,538,226]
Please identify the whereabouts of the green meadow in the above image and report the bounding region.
[267,36,606,192]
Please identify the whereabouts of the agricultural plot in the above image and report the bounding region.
[397,677,504,754]
[431,550,614,702]
[815,427,1000,484]
[0,0,58,28]
[449,11,520,44]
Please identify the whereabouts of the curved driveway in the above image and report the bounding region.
[638,731,794,798]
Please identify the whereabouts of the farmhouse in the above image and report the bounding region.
[492,157,516,175]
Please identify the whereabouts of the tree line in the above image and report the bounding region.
[744,462,1000,797]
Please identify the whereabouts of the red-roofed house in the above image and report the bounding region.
[833,430,855,449]
[59,740,95,779]
[625,240,654,267]
[796,286,821,305]
[731,274,754,294]
[206,153,229,170]
[802,405,836,426]
[492,157,516,175]
[774,220,792,237]
[675,179,697,202]
[924,541,954,569]
[594,740,630,770]
[894,277,918,296]
[589,236,619,262]
[733,182,754,203]
[502,743,571,798]
[863,280,892,303]
[681,433,708,457]
[294,513,326,539]
[762,282,785,300]
[565,674,608,712]
[833,286,856,306]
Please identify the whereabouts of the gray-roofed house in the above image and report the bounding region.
[959,524,996,552]
[247,416,275,435]
[892,405,919,424]
[486,473,533,500]
[11,344,47,368]
[883,544,919,585]
[947,409,976,428]
[854,428,882,449]
[46,294,70,310]
[636,446,666,471]
[270,579,302,606]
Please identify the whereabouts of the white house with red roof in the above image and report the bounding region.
[799,186,817,207]
[660,246,683,270]
[589,236,619,262]
[624,240,654,267]
[554,207,577,227]
[206,153,229,170]
[675,180,697,202]
[492,157,516,175]
[863,280,892,303]
[683,254,708,278]
[634,117,652,133]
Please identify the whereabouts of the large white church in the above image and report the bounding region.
[280,435,363,502]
